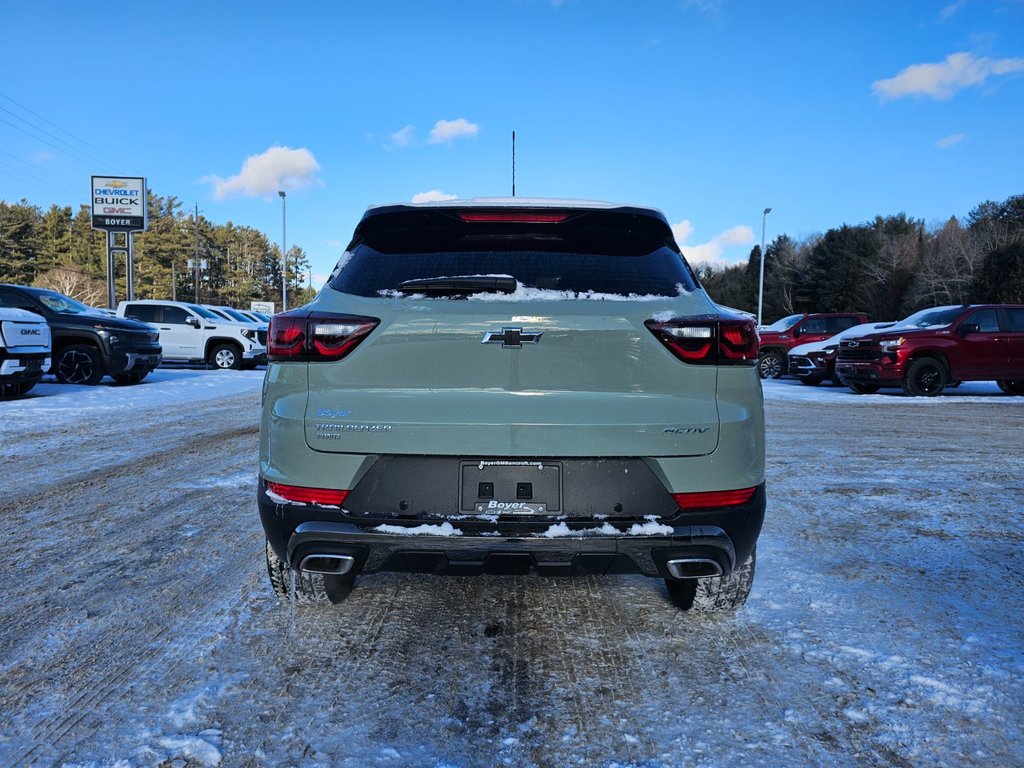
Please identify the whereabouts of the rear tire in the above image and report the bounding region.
[758,351,785,379]
[209,343,242,370]
[265,540,354,604]
[903,357,947,397]
[848,382,880,394]
[997,380,1024,395]
[55,345,104,385]
[665,550,755,613]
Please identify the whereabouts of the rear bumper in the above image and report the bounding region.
[259,479,765,580]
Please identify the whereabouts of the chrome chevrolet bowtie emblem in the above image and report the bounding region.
[482,327,542,348]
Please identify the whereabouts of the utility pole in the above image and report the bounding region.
[757,207,773,326]
[511,130,516,197]
[279,190,287,312]
[171,261,177,301]
[194,203,200,303]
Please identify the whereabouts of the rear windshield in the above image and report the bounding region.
[330,245,697,299]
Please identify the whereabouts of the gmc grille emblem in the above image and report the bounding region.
[482,327,542,348]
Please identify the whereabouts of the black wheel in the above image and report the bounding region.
[758,350,785,379]
[209,343,242,370]
[798,376,823,386]
[665,551,755,613]
[997,380,1024,395]
[113,370,149,385]
[55,345,104,385]
[903,357,947,397]
[848,382,880,394]
[265,540,354,605]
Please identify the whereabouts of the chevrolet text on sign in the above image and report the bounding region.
[91,176,147,231]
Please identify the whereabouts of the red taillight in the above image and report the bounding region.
[268,311,379,362]
[645,317,758,365]
[672,487,757,510]
[458,212,568,223]
[267,481,349,506]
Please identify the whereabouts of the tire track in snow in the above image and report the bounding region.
[0,409,261,766]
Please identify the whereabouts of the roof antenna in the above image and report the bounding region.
[512,130,516,197]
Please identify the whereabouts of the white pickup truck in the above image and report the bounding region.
[116,299,267,369]
[0,307,52,398]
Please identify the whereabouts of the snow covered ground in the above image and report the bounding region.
[0,372,1021,767]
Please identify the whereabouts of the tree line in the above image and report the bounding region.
[697,194,1024,323]
[0,191,315,309]
[3,190,1022,320]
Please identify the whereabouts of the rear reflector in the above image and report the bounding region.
[646,316,758,365]
[269,311,379,362]
[672,487,757,510]
[458,212,568,223]
[267,482,349,506]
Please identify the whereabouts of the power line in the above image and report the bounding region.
[0,159,80,200]
[0,91,125,168]
[0,148,83,190]
[0,115,98,168]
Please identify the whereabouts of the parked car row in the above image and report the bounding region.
[761,304,1024,397]
[0,282,270,398]
[118,300,268,370]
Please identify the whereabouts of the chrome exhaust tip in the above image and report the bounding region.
[666,558,724,579]
[298,554,355,575]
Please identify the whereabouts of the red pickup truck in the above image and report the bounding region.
[757,312,870,379]
[835,304,1024,396]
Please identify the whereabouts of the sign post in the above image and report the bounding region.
[90,176,148,308]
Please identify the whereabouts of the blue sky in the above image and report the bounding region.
[2,0,1022,288]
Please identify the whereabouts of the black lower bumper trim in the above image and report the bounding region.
[284,521,738,579]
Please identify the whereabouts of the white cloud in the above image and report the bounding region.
[412,190,458,203]
[671,220,694,244]
[935,133,966,149]
[29,150,56,164]
[672,221,755,267]
[428,118,480,144]
[938,0,965,21]
[390,125,415,148]
[204,146,321,199]
[717,225,755,246]
[872,52,1024,101]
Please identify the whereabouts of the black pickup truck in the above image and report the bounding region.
[0,284,162,385]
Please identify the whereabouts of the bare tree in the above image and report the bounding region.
[905,218,980,309]
[34,266,106,307]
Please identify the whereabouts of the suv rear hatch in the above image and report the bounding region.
[286,204,752,458]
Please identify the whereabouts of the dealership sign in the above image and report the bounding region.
[91,176,147,231]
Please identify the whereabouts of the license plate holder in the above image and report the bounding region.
[459,460,562,514]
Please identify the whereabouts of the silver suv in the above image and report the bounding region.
[258,200,765,612]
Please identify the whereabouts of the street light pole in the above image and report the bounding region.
[279,190,287,312]
[757,207,773,326]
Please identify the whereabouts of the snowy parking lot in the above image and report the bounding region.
[0,372,1021,767]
